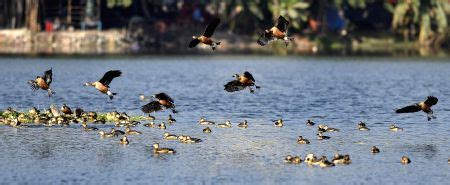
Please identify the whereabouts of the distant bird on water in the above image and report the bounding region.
[189,18,221,50]
[27,68,54,97]
[141,93,177,116]
[257,16,294,46]
[84,70,122,100]
[224,71,260,93]
[395,96,438,121]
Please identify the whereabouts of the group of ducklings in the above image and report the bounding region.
[2,106,447,163]
[198,117,249,129]
[284,153,351,167]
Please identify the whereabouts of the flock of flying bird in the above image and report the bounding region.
[5,16,447,165]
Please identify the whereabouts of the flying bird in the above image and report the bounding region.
[395,96,438,121]
[141,93,177,117]
[27,68,54,97]
[224,71,260,93]
[84,70,122,100]
[189,18,221,50]
[257,16,294,46]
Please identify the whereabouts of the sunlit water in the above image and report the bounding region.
[0,56,449,184]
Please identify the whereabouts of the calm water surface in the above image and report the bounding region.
[0,56,449,184]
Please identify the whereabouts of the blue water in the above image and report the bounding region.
[0,56,449,184]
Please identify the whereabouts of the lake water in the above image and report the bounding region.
[0,56,449,184]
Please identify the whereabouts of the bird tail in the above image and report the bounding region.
[107,91,116,100]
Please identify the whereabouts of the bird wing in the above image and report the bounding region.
[257,31,274,46]
[141,101,163,113]
[224,80,247,92]
[189,39,200,48]
[43,68,53,85]
[243,71,255,82]
[276,16,289,32]
[395,104,421,113]
[203,18,220,37]
[98,70,122,86]
[424,96,438,107]
[155,93,174,103]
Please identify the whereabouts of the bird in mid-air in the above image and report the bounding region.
[395,96,438,121]
[189,18,221,50]
[257,16,294,46]
[141,92,177,117]
[28,68,54,97]
[224,71,260,93]
[84,70,122,100]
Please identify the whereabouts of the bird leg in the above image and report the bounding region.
[427,112,436,121]
[47,88,54,97]
[249,87,255,93]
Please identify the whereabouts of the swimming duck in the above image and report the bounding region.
[198,117,215,125]
[98,130,115,138]
[237,120,248,128]
[82,122,98,131]
[224,71,260,93]
[319,156,335,168]
[284,155,302,164]
[110,128,125,136]
[401,156,411,164]
[84,70,122,100]
[60,104,73,115]
[332,154,351,165]
[297,136,310,144]
[120,136,129,145]
[274,119,283,127]
[358,121,370,131]
[143,121,155,128]
[125,127,142,135]
[141,93,177,116]
[168,114,176,123]
[257,16,294,46]
[152,143,175,154]
[163,132,178,140]
[318,124,339,132]
[317,132,331,140]
[189,18,221,50]
[180,136,202,143]
[306,120,315,126]
[158,122,166,129]
[389,124,403,132]
[203,127,212,133]
[396,96,438,121]
[217,121,232,128]
[29,107,40,116]
[305,153,319,165]
[371,146,380,153]
[27,68,54,97]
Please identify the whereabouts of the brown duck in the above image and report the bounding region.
[189,18,221,50]
[28,68,54,97]
[224,71,260,93]
[141,93,177,116]
[84,70,122,100]
[395,96,438,121]
[257,16,294,46]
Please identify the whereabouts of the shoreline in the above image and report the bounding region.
[0,29,448,57]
